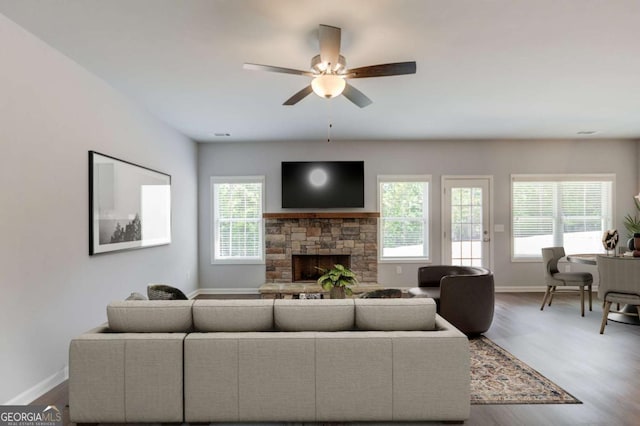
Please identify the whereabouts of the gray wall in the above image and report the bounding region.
[198,139,637,290]
[0,15,198,403]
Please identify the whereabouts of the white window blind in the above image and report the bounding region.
[211,177,264,263]
[512,175,614,259]
[378,176,430,260]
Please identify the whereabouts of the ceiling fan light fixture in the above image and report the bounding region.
[311,74,346,99]
[245,25,415,107]
[311,54,346,74]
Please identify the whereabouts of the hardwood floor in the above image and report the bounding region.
[33,292,640,425]
[471,292,640,426]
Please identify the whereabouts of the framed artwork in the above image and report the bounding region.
[89,151,171,255]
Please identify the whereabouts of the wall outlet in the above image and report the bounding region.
[396,266,403,274]
[187,270,191,280]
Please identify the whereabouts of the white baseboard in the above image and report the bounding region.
[5,366,68,405]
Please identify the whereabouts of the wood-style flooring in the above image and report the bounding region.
[33,292,640,425]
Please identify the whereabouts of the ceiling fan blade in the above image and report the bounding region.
[283,85,313,105]
[345,61,417,79]
[319,24,341,68]
[243,63,313,77]
[342,83,372,108]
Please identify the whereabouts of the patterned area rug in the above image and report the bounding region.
[470,336,581,405]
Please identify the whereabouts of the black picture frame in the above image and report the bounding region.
[89,151,171,255]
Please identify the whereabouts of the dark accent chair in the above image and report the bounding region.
[409,265,495,336]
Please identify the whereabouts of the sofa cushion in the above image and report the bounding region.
[274,299,355,331]
[107,300,194,332]
[355,298,437,331]
[193,300,274,332]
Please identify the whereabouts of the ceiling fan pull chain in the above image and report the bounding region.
[327,100,332,142]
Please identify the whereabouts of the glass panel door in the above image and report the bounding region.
[443,177,491,267]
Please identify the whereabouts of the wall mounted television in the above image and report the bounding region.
[281,161,364,208]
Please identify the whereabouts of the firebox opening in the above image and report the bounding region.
[292,254,351,282]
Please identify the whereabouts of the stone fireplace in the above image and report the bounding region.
[264,213,378,283]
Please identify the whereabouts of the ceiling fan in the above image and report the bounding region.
[243,24,416,108]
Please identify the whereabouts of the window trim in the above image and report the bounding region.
[377,174,432,263]
[510,173,615,262]
[210,175,265,265]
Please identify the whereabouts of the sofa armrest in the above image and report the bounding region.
[390,316,470,421]
[69,331,186,423]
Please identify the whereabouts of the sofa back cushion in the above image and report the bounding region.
[107,300,194,332]
[274,299,355,331]
[193,299,274,332]
[355,298,437,331]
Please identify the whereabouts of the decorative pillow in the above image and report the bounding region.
[359,288,403,298]
[147,284,188,300]
[125,292,147,300]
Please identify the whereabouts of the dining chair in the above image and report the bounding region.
[541,247,593,316]
[597,254,640,334]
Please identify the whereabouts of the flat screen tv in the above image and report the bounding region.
[282,161,364,208]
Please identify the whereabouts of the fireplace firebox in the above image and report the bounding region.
[292,254,351,282]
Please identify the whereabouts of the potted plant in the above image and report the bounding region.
[316,264,358,299]
[623,196,640,249]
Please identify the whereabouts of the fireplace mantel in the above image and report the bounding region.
[263,212,379,219]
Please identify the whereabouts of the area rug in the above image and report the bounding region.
[470,336,581,405]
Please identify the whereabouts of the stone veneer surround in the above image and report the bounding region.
[264,213,378,283]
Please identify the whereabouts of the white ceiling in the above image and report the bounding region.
[2,0,640,142]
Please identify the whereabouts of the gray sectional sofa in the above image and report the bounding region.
[69,298,470,423]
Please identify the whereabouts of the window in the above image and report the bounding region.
[211,176,264,264]
[511,174,614,260]
[378,175,430,261]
